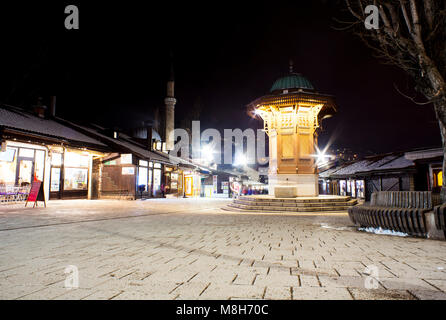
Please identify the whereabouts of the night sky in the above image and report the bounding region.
[0,1,441,156]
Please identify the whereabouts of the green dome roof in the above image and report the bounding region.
[270,73,314,93]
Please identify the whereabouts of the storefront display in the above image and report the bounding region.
[340,180,347,196]
[350,180,356,198]
[356,180,365,198]
[153,164,162,195]
[50,168,61,192]
[64,167,88,190]
[0,147,17,185]
[18,160,33,185]
[0,145,47,187]
[63,151,89,194]
[34,150,45,181]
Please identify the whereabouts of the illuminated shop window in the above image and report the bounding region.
[0,147,17,185]
[51,153,62,166]
[437,171,443,187]
[356,180,365,198]
[34,150,45,181]
[19,148,34,158]
[350,180,356,198]
[51,168,61,192]
[153,168,161,193]
[138,166,148,186]
[340,180,347,196]
[65,152,89,167]
[64,168,88,190]
[139,160,148,167]
[18,160,33,184]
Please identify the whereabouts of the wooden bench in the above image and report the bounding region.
[348,191,441,237]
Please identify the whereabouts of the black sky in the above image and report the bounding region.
[0,0,441,155]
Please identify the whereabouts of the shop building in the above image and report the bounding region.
[319,148,442,201]
[0,104,110,201]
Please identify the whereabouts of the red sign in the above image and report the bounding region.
[27,180,41,203]
[26,180,46,208]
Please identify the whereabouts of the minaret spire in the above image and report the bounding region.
[164,51,176,150]
[168,51,175,83]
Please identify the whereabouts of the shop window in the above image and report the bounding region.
[35,150,45,181]
[64,168,88,190]
[18,160,33,185]
[350,180,356,198]
[153,168,161,194]
[154,162,162,169]
[0,148,16,162]
[19,148,34,158]
[170,172,178,189]
[65,152,89,167]
[148,169,152,194]
[437,171,443,187]
[51,168,61,192]
[138,167,148,187]
[0,147,17,185]
[356,180,365,198]
[340,180,347,196]
[51,153,62,166]
[139,160,148,167]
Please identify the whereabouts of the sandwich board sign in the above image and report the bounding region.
[25,180,46,208]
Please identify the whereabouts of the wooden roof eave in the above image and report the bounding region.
[247,92,337,112]
[0,127,111,153]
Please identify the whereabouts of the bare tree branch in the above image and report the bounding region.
[399,0,413,34]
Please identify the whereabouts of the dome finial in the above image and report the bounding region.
[289,59,294,73]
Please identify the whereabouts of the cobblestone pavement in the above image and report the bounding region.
[1,198,446,300]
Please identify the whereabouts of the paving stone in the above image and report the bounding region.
[0,198,446,300]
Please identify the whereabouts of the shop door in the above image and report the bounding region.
[16,158,34,186]
[153,168,161,196]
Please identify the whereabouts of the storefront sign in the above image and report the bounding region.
[121,154,133,165]
[122,167,135,175]
[26,180,46,208]
[104,160,116,165]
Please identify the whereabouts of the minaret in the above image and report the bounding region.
[164,57,176,151]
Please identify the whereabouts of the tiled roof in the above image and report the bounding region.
[60,120,175,164]
[320,154,415,178]
[0,105,107,147]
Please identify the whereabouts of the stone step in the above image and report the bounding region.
[226,203,353,212]
[234,199,357,207]
[237,195,352,203]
